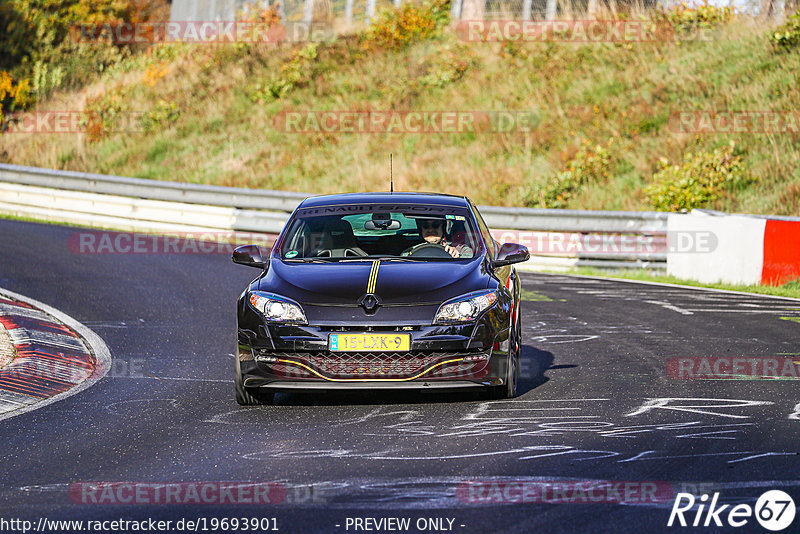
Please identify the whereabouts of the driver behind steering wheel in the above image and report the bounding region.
[403,218,473,258]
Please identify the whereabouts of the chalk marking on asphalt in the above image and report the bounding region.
[727,452,800,464]
[625,398,773,419]
[103,398,179,415]
[243,445,577,462]
[528,334,600,344]
[644,300,694,315]
[530,272,800,302]
[110,375,228,383]
[518,448,621,461]
[617,451,755,463]
[682,309,800,314]
[674,429,740,440]
[0,287,111,423]
[202,406,264,425]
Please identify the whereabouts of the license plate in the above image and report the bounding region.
[329,333,410,352]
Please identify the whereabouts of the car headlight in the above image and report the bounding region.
[434,290,497,324]
[248,291,307,324]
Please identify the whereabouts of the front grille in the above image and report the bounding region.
[259,351,489,380]
[319,326,421,332]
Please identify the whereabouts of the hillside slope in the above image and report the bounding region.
[1,5,799,214]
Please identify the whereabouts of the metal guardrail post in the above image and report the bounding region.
[345,0,354,24]
[278,0,286,25]
[303,0,315,22]
[450,0,463,20]
[546,0,557,21]
[522,0,533,20]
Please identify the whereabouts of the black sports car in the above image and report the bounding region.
[232,193,530,405]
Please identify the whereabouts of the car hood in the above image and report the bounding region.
[259,258,490,306]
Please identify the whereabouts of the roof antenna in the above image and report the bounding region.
[390,153,393,193]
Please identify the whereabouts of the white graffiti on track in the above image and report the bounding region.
[790,402,800,420]
[538,275,800,317]
[624,398,773,419]
[241,445,795,466]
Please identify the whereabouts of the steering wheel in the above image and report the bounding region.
[404,242,454,258]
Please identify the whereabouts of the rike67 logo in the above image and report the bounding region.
[668,490,796,531]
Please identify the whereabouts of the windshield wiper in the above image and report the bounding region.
[337,256,419,262]
[283,257,341,263]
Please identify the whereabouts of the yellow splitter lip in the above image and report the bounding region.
[329,333,410,352]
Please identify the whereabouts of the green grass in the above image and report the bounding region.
[1,15,799,213]
[565,267,800,299]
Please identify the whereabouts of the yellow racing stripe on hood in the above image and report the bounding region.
[367,260,380,294]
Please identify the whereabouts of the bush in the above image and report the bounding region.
[524,142,613,209]
[661,1,734,38]
[770,12,800,50]
[361,0,449,50]
[141,99,179,133]
[82,86,129,142]
[0,71,32,125]
[0,0,160,103]
[644,143,753,212]
[417,45,475,88]
[249,43,319,101]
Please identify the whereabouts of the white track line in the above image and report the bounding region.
[0,287,111,422]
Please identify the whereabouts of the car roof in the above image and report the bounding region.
[298,192,471,209]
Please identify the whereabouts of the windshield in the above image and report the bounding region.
[279,204,483,261]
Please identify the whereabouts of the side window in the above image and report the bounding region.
[469,201,495,258]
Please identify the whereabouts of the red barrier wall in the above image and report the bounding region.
[761,220,800,286]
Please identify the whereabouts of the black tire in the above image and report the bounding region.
[490,304,520,400]
[235,354,274,406]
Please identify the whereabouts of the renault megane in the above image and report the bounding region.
[232,193,529,405]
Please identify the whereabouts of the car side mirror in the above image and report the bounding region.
[494,243,530,267]
[232,244,266,269]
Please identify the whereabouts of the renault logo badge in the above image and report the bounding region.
[359,294,381,313]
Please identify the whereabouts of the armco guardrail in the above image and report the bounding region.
[477,206,667,233]
[0,163,307,212]
[0,163,667,269]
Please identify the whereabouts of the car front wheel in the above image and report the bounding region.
[235,351,274,405]
[490,304,520,400]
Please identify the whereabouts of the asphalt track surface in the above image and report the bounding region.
[1,219,799,533]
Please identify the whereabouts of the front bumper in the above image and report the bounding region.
[237,322,511,391]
